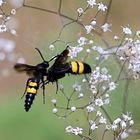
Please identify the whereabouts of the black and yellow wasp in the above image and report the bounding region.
[14,47,91,112]
[14,48,57,112]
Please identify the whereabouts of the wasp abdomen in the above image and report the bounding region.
[70,61,91,74]
[24,80,39,112]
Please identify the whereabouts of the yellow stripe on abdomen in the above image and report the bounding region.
[29,82,38,87]
[78,61,84,74]
[71,61,78,73]
[27,88,37,94]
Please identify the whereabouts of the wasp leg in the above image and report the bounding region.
[56,80,59,94]
[41,77,46,104]
[21,78,30,99]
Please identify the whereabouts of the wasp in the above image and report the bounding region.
[14,48,57,112]
[46,47,91,91]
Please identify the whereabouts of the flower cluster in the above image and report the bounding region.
[89,67,116,105]
[65,125,83,135]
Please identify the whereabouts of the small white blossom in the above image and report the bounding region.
[114,35,119,40]
[120,121,127,129]
[11,9,16,15]
[71,106,76,112]
[106,125,111,130]
[109,82,116,91]
[88,39,94,44]
[86,105,94,113]
[72,127,83,135]
[77,8,84,15]
[97,2,107,12]
[94,98,104,106]
[49,44,55,51]
[113,118,121,125]
[69,46,83,58]
[87,0,96,8]
[96,111,102,117]
[122,26,132,35]
[73,83,81,91]
[65,125,73,133]
[78,93,84,98]
[111,124,118,131]
[121,131,129,139]
[77,37,87,46]
[101,23,112,32]
[90,20,96,26]
[129,120,134,125]
[86,49,91,53]
[99,116,107,124]
[10,29,17,36]
[85,25,94,34]
[59,84,64,90]
[51,99,57,104]
[90,122,98,131]
[52,108,58,113]
[0,24,7,33]
[136,30,140,37]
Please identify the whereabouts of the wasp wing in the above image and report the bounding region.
[51,48,69,68]
[14,63,37,76]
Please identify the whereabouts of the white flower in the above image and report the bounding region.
[78,93,84,98]
[85,25,94,34]
[52,108,58,113]
[99,116,107,124]
[97,2,107,12]
[90,122,98,131]
[90,20,96,26]
[71,106,76,112]
[114,35,119,40]
[109,82,116,91]
[111,124,118,131]
[59,84,64,90]
[94,98,104,106]
[77,37,87,46]
[121,131,129,139]
[51,99,57,104]
[69,46,83,58]
[72,127,83,135]
[77,8,84,15]
[65,125,73,133]
[87,0,96,8]
[136,30,140,37]
[96,111,102,116]
[73,83,81,91]
[113,118,121,124]
[11,9,16,15]
[0,24,7,33]
[10,29,17,36]
[49,44,55,51]
[86,49,91,53]
[120,121,127,129]
[122,26,132,35]
[122,113,132,121]
[129,120,134,125]
[86,105,94,113]
[101,23,112,32]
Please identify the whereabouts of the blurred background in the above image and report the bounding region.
[0,0,140,140]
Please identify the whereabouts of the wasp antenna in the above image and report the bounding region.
[35,48,45,61]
